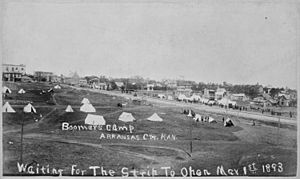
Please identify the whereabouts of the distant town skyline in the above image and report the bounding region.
[2,0,298,89]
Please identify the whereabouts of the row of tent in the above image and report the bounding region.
[178,94,202,101]
[157,94,173,100]
[2,85,61,94]
[2,99,163,122]
[185,109,234,127]
[185,110,217,123]
[4,97,101,114]
[3,86,26,94]
[177,93,237,106]
[3,102,36,113]
[85,112,163,125]
[2,102,94,114]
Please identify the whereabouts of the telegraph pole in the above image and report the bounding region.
[186,115,193,156]
[190,117,193,154]
[20,115,25,175]
[276,116,281,145]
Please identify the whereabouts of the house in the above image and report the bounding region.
[263,85,273,95]
[115,82,125,90]
[34,71,53,82]
[176,87,193,97]
[99,82,108,90]
[203,88,215,100]
[79,78,88,87]
[252,97,268,107]
[215,88,226,100]
[147,84,155,91]
[253,96,265,103]
[85,76,100,84]
[262,93,277,106]
[277,94,290,107]
[253,94,277,107]
[155,83,162,88]
[231,93,248,101]
[162,79,177,89]
[50,75,63,83]
[176,81,194,96]
[177,81,193,90]
[288,90,297,101]
[2,64,26,82]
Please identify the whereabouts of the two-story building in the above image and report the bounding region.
[277,94,290,107]
[2,64,26,82]
[175,81,194,96]
[34,71,53,82]
[203,88,216,100]
[230,93,248,101]
[215,88,226,100]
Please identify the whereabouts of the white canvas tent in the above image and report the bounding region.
[187,110,193,117]
[81,98,90,104]
[167,95,173,100]
[230,100,237,106]
[65,105,74,112]
[178,94,187,101]
[2,102,16,113]
[54,85,61,89]
[147,113,163,122]
[124,96,131,100]
[190,94,201,101]
[201,98,209,104]
[224,118,234,127]
[209,117,217,123]
[85,114,106,125]
[3,86,12,94]
[218,98,237,106]
[187,97,193,102]
[18,89,26,94]
[23,103,37,113]
[207,100,216,105]
[193,114,201,121]
[118,112,135,122]
[158,94,166,99]
[80,103,96,113]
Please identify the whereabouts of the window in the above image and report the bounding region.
[12,67,14,71]
[6,67,8,71]
[16,67,18,70]
[21,68,24,71]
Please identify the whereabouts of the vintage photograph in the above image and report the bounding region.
[1,0,299,177]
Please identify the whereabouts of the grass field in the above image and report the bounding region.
[2,82,297,176]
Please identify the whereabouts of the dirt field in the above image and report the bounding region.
[2,82,297,176]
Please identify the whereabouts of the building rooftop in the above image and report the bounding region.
[3,64,26,67]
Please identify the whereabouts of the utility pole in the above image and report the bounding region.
[277,116,281,145]
[20,116,25,175]
[188,115,193,156]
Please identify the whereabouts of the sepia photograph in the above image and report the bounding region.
[1,0,299,178]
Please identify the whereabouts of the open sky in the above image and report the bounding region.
[2,0,299,89]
